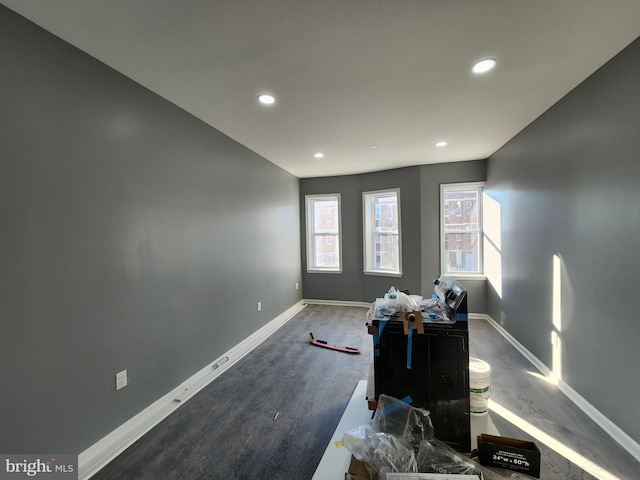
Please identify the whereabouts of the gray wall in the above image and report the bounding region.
[300,160,487,312]
[301,167,422,302]
[420,161,487,313]
[0,7,301,454]
[485,36,640,443]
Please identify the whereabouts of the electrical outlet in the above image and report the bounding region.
[257,301,262,312]
[115,370,128,391]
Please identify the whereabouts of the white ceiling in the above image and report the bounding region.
[4,1,640,178]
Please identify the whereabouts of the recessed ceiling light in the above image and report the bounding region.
[472,58,497,74]
[370,144,380,149]
[313,152,324,159]
[257,93,275,104]
[435,141,448,147]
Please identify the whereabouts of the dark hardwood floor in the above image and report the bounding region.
[90,304,638,479]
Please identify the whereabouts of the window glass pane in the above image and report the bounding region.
[373,232,399,269]
[444,191,479,232]
[306,195,341,272]
[314,234,339,267]
[364,189,401,275]
[441,184,483,275]
[443,232,480,272]
[314,201,338,234]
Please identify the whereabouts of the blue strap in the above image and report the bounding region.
[373,318,388,356]
[378,395,415,417]
[406,324,413,369]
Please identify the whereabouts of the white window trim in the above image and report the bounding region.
[305,194,342,274]
[363,188,402,277]
[440,182,485,279]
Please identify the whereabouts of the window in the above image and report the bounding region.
[363,189,401,276]
[440,182,484,276]
[305,194,342,272]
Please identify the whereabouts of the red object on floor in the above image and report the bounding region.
[309,332,361,354]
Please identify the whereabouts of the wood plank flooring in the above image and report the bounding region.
[469,317,639,480]
[91,304,374,480]
[90,304,639,479]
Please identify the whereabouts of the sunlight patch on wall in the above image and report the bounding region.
[551,254,563,383]
[483,193,502,298]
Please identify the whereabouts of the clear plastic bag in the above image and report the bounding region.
[384,286,421,312]
[371,395,434,449]
[416,437,482,476]
[342,395,434,479]
[433,276,456,304]
[342,424,416,478]
[342,395,506,480]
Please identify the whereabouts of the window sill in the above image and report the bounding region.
[441,273,486,281]
[307,269,343,274]
[364,270,403,278]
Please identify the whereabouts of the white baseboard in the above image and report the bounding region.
[473,313,550,375]
[475,314,640,462]
[303,298,372,309]
[78,301,306,480]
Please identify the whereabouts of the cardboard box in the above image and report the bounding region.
[346,455,369,480]
[346,455,375,480]
[476,434,541,478]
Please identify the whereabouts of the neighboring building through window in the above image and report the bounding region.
[440,182,484,276]
[305,194,342,272]
[363,189,401,276]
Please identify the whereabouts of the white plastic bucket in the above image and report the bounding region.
[469,357,491,415]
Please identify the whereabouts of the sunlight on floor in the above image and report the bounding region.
[525,369,559,386]
[489,399,620,480]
